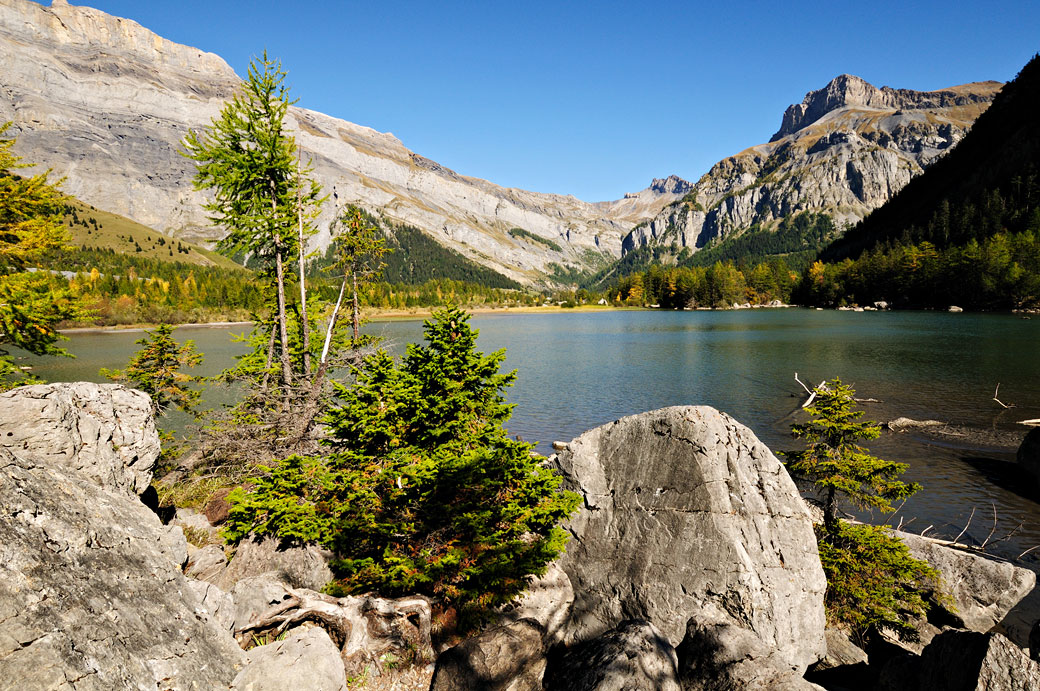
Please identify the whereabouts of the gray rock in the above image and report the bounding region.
[550,406,827,671]
[230,627,347,691]
[893,530,1035,633]
[543,619,680,691]
[1017,427,1040,490]
[0,382,159,496]
[813,628,868,670]
[186,579,236,632]
[186,543,229,583]
[501,561,574,644]
[911,629,1040,691]
[215,535,334,591]
[675,609,820,690]
[230,572,295,633]
[430,618,547,691]
[0,442,244,688]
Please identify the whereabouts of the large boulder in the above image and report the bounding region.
[543,619,680,691]
[230,627,348,691]
[0,382,160,496]
[1018,427,1040,490]
[898,629,1040,691]
[675,609,821,690]
[893,530,1035,634]
[210,535,334,591]
[430,618,547,691]
[0,384,244,689]
[550,406,827,671]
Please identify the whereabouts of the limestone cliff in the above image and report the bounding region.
[622,75,1000,257]
[0,0,686,284]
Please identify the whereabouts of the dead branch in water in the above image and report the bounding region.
[992,383,1015,409]
[794,373,827,408]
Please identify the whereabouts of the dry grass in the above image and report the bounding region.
[346,663,434,690]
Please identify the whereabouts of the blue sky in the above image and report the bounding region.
[50,0,1040,201]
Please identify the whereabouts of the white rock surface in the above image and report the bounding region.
[550,406,828,672]
[230,627,348,691]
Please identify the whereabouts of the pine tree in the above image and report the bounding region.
[783,379,920,532]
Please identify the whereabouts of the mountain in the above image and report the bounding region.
[0,0,687,286]
[821,54,1040,262]
[621,74,1000,261]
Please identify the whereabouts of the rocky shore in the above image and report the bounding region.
[1,382,1037,689]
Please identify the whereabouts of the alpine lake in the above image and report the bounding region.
[23,308,1040,564]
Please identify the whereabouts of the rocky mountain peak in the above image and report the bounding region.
[771,74,999,142]
[650,175,693,195]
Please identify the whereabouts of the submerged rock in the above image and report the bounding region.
[549,406,827,671]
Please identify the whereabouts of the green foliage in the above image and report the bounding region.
[783,379,920,530]
[101,324,203,417]
[609,258,795,308]
[224,307,580,620]
[508,227,563,252]
[795,229,1040,309]
[683,212,835,271]
[817,522,940,645]
[0,122,86,388]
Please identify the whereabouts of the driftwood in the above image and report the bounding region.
[794,373,826,408]
[236,586,433,675]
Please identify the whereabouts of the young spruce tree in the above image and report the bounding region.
[783,379,941,644]
[224,307,580,623]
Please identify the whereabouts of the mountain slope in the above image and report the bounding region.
[622,74,1000,261]
[821,55,1040,261]
[0,0,686,286]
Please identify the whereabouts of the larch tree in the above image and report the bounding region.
[0,122,85,389]
[182,51,321,403]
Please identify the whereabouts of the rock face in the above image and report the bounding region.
[622,75,1000,259]
[893,530,1035,635]
[900,629,1040,691]
[210,535,334,592]
[0,383,245,689]
[0,0,685,284]
[550,406,827,671]
[0,382,160,496]
[230,627,348,691]
[542,619,681,691]
[430,618,547,691]
[676,611,821,690]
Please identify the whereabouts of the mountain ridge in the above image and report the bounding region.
[620,73,1001,262]
[0,0,687,286]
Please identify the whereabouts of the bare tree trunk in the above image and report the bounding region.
[297,156,311,377]
[824,487,837,533]
[274,246,292,393]
[351,269,360,342]
[260,325,276,392]
[317,276,346,388]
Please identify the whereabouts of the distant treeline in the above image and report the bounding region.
[612,258,797,308]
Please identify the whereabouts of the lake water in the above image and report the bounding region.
[24,309,1040,562]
